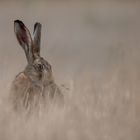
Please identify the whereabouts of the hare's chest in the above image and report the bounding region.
[21,85,45,109]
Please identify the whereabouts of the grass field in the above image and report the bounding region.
[0,1,140,140]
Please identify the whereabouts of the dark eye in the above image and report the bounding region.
[37,64,44,71]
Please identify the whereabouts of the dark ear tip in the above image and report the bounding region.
[14,20,22,23]
[34,22,41,28]
[14,20,25,27]
[35,22,41,26]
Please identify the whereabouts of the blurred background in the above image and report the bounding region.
[0,0,140,140]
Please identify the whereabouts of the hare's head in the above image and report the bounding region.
[14,20,53,86]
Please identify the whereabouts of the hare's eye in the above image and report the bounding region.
[37,64,43,71]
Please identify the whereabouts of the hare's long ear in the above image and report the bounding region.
[14,20,34,64]
[33,22,41,56]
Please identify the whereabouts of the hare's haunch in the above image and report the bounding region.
[10,20,63,113]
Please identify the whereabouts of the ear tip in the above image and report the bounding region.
[35,22,41,26]
[14,20,25,27]
[14,19,22,24]
[34,22,42,29]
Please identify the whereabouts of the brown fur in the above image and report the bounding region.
[10,20,63,114]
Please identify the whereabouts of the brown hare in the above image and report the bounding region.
[10,20,63,113]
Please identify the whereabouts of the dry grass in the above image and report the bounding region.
[0,1,140,140]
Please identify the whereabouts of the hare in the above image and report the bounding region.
[10,20,63,113]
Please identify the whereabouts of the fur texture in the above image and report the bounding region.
[10,20,63,113]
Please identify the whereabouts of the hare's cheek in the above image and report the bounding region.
[38,73,42,80]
